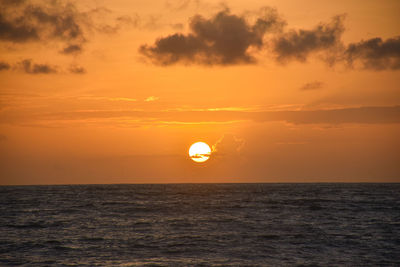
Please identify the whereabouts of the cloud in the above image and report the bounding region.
[0,1,86,46]
[0,0,26,7]
[253,106,400,124]
[19,59,57,74]
[0,0,141,59]
[212,134,245,157]
[95,14,140,34]
[61,44,83,55]
[139,7,400,70]
[5,105,398,126]
[77,96,137,102]
[69,65,86,74]
[165,0,202,11]
[139,8,285,65]
[300,81,324,91]
[0,61,10,71]
[273,15,345,63]
[145,96,159,102]
[345,36,400,70]
[170,23,184,30]
[0,60,84,74]
[0,13,39,42]
[190,153,209,159]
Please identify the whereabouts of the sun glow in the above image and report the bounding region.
[189,142,211,163]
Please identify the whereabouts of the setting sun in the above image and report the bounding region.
[189,142,211,163]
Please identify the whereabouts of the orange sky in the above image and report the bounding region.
[0,0,399,184]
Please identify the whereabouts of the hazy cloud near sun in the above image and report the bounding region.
[212,134,245,157]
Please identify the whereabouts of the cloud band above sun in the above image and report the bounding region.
[2,105,399,127]
[1,1,399,73]
[139,8,400,70]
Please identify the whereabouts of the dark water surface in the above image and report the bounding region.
[0,184,399,266]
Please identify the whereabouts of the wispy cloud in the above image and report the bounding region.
[78,96,137,102]
[2,105,399,126]
[300,81,324,91]
[0,60,86,75]
[19,59,57,74]
[69,65,86,74]
[145,96,159,102]
[61,44,83,55]
[212,134,245,156]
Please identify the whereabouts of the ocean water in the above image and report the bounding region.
[0,184,399,266]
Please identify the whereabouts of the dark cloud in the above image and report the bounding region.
[273,15,345,63]
[139,8,400,70]
[0,0,26,6]
[300,81,324,91]
[69,65,86,74]
[0,1,86,45]
[139,8,285,65]
[61,44,82,54]
[25,5,84,41]
[0,0,141,57]
[0,13,39,42]
[19,59,57,74]
[345,36,400,70]
[0,61,10,71]
[252,6,286,34]
[0,59,84,74]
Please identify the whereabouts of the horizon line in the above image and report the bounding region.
[1,182,399,186]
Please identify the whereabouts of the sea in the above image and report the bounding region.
[0,183,399,266]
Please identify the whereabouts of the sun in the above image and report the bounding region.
[189,142,211,163]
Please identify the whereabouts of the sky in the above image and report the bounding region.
[0,0,399,185]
